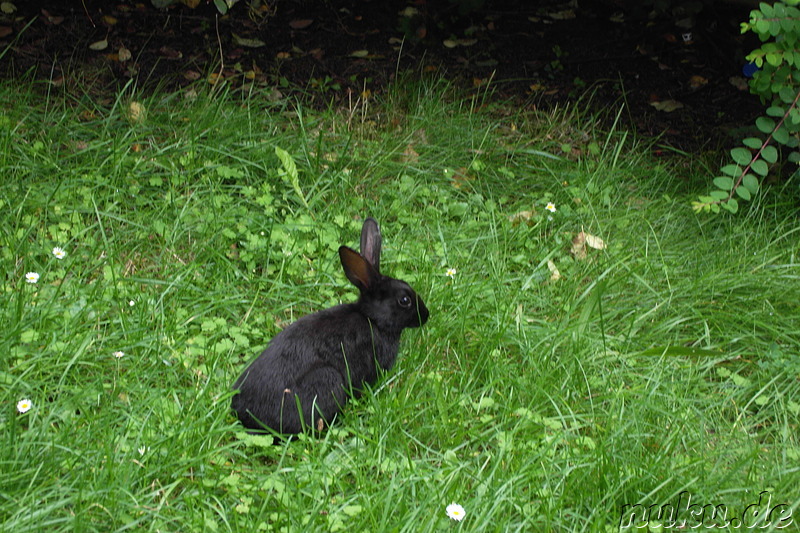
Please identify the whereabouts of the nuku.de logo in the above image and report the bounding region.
[619,490,793,529]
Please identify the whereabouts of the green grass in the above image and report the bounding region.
[1,77,798,532]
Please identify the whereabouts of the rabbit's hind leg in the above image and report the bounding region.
[291,364,349,432]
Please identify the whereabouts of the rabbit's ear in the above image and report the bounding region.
[360,218,382,272]
[339,246,378,291]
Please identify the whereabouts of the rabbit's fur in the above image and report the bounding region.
[231,218,429,434]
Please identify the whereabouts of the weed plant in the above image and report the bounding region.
[1,77,798,532]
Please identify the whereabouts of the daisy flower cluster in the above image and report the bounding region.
[19,245,129,416]
[24,246,67,285]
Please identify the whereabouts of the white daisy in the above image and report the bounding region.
[25,272,40,284]
[17,398,33,413]
[446,503,466,521]
[113,351,125,359]
[52,247,66,259]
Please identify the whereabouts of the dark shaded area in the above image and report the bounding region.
[1,0,763,151]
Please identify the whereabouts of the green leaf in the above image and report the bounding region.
[779,86,796,103]
[448,202,469,217]
[731,373,750,387]
[751,159,769,176]
[761,145,778,163]
[343,505,363,517]
[766,105,785,117]
[742,174,760,193]
[275,146,309,209]
[789,108,800,126]
[735,185,751,200]
[788,151,800,163]
[773,125,790,144]
[713,177,734,190]
[742,137,762,149]
[720,164,741,177]
[213,0,230,14]
[721,198,739,213]
[232,33,266,48]
[731,147,752,166]
[710,190,729,200]
[756,116,776,133]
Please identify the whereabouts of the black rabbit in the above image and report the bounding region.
[231,217,429,434]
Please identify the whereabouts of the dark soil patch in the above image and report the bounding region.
[1,0,763,152]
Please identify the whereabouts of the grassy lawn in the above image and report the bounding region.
[1,78,798,532]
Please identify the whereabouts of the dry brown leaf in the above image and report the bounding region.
[41,10,64,25]
[289,19,313,29]
[548,9,576,20]
[584,232,606,250]
[159,46,182,59]
[508,210,534,225]
[232,33,266,48]
[729,76,748,91]
[571,232,587,260]
[571,231,606,260]
[400,144,419,164]
[689,75,708,89]
[447,167,473,189]
[89,39,108,51]
[547,259,561,281]
[0,26,12,38]
[126,101,146,123]
[118,47,132,62]
[649,100,684,112]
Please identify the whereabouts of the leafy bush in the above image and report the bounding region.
[150,0,239,14]
[696,0,800,213]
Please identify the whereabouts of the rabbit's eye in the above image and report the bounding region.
[398,295,412,308]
